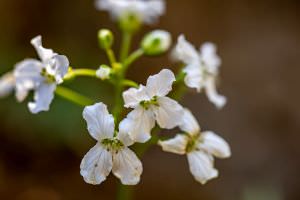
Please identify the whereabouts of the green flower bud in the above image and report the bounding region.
[119,12,141,33]
[141,30,171,56]
[98,29,114,50]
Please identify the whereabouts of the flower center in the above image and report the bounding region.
[140,96,159,110]
[41,68,56,83]
[101,138,124,152]
[185,133,202,153]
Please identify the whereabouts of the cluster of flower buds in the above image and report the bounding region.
[0,0,231,188]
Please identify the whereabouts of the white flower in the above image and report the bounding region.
[95,0,165,24]
[159,109,231,184]
[0,72,15,98]
[81,102,143,185]
[96,65,111,80]
[141,30,172,56]
[173,35,227,109]
[120,69,184,143]
[14,35,69,114]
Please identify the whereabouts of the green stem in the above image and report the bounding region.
[64,68,96,81]
[122,79,139,88]
[117,185,134,200]
[119,31,132,63]
[123,49,144,69]
[55,86,94,106]
[106,49,117,66]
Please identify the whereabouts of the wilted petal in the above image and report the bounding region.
[187,151,218,184]
[173,35,200,64]
[112,147,143,185]
[45,55,69,84]
[158,134,188,155]
[198,131,231,158]
[179,109,200,136]
[14,59,43,102]
[123,85,149,108]
[28,83,56,114]
[183,63,203,92]
[119,106,155,143]
[83,103,115,141]
[146,69,175,97]
[205,77,227,109]
[31,36,56,62]
[154,96,183,129]
[80,143,113,185]
[0,72,15,98]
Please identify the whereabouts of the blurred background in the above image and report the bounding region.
[0,0,299,199]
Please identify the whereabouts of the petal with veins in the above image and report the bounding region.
[112,147,143,185]
[198,131,231,158]
[187,151,218,184]
[80,143,113,185]
[123,85,149,108]
[83,103,115,141]
[119,106,155,143]
[204,76,227,109]
[31,35,56,62]
[45,55,69,84]
[158,134,188,155]
[179,109,200,136]
[146,69,175,98]
[154,96,183,129]
[28,83,56,114]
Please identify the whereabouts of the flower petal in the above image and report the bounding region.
[198,131,231,158]
[146,69,175,98]
[14,59,43,102]
[112,147,143,185]
[204,76,227,109]
[80,143,113,185]
[119,106,155,143]
[117,127,134,147]
[158,134,188,155]
[179,109,200,136]
[83,103,115,141]
[154,96,183,129]
[183,63,203,92]
[0,72,15,98]
[172,35,200,64]
[187,151,218,184]
[28,83,56,114]
[45,55,69,84]
[31,36,56,62]
[123,85,149,108]
[200,42,221,74]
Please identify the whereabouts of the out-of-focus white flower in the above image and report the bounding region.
[159,109,231,184]
[120,69,184,143]
[96,65,111,80]
[0,72,15,98]
[141,30,171,56]
[81,102,143,185]
[14,36,69,114]
[95,0,165,24]
[173,35,227,109]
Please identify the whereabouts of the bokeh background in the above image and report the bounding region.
[0,0,299,199]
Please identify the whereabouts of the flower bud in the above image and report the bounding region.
[96,65,111,80]
[119,13,141,33]
[98,29,114,50]
[141,30,171,56]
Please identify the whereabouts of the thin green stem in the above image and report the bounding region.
[119,31,132,63]
[64,68,96,81]
[123,49,144,69]
[55,86,94,106]
[106,49,117,66]
[117,185,134,200]
[122,79,138,88]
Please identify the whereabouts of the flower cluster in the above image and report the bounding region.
[0,0,231,192]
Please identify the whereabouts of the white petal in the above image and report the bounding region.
[31,36,56,62]
[187,151,218,184]
[204,76,227,109]
[123,85,149,108]
[179,109,200,136]
[172,35,200,64]
[45,55,69,84]
[83,103,115,141]
[200,42,221,74]
[198,131,231,158]
[117,126,134,147]
[0,72,15,98]
[183,63,204,92]
[119,106,155,143]
[80,143,113,185]
[154,96,183,129]
[158,134,188,155]
[28,83,56,114]
[14,59,43,102]
[146,69,175,98]
[112,147,143,185]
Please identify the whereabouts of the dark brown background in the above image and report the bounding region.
[0,0,299,199]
